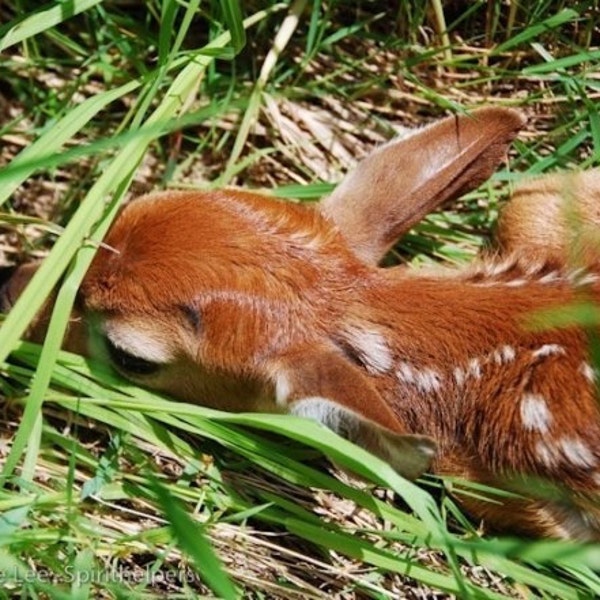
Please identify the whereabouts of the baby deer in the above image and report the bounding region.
[3,108,600,539]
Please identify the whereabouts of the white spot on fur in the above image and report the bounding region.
[539,271,560,284]
[466,259,600,290]
[493,345,516,365]
[577,273,600,286]
[567,268,586,283]
[482,257,518,278]
[523,261,545,277]
[520,394,553,433]
[414,368,443,394]
[468,358,481,379]
[580,362,597,383]
[397,363,442,393]
[536,439,560,467]
[453,367,465,387]
[565,268,599,287]
[502,345,516,362]
[537,437,597,470]
[397,361,416,384]
[345,327,393,374]
[560,437,597,468]
[593,473,600,487]
[505,279,526,287]
[532,344,566,359]
[275,372,291,407]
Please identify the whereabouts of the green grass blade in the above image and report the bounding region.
[151,478,238,600]
[220,0,308,183]
[493,8,578,53]
[285,519,509,599]
[0,79,141,206]
[523,48,600,75]
[0,0,104,51]
[220,0,246,54]
[0,107,229,188]
[158,0,179,63]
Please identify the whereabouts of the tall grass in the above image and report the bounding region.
[1,1,599,597]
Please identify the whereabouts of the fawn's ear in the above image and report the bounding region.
[321,107,526,264]
[273,344,436,480]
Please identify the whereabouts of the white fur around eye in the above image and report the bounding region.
[103,321,174,364]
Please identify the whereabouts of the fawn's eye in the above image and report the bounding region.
[104,335,161,376]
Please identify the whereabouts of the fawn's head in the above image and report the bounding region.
[80,189,364,409]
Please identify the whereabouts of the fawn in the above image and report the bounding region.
[3,107,600,539]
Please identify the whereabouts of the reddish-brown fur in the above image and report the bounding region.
[4,107,600,539]
[80,190,600,538]
[497,168,600,268]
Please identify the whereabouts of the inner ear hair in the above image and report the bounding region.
[321,107,525,265]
